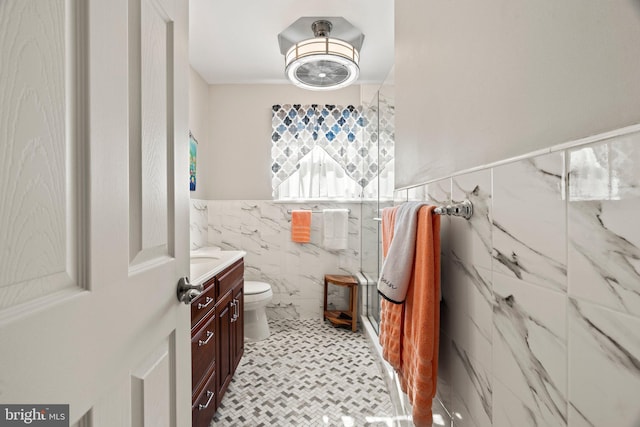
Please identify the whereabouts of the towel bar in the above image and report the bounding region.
[286,201,473,219]
[286,209,351,214]
[375,201,474,220]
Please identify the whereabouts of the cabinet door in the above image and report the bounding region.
[216,290,233,408]
[232,284,244,371]
[191,311,216,399]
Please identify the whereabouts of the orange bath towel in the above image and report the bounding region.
[291,210,312,243]
[378,206,403,371]
[379,204,441,427]
[400,205,440,426]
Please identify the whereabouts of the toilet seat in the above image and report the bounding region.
[245,281,271,296]
[244,281,273,307]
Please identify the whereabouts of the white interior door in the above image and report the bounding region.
[0,0,191,425]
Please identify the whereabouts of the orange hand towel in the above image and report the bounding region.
[400,205,441,426]
[291,210,312,243]
[378,206,404,372]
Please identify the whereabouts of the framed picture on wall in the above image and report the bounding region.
[189,131,197,191]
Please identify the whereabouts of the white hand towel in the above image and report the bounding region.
[322,209,349,250]
[377,202,427,303]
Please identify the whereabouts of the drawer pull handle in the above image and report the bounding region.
[230,300,237,323]
[198,331,214,347]
[197,296,213,309]
[198,390,214,410]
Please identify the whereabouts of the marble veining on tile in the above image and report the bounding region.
[449,255,492,365]
[360,200,382,281]
[492,273,567,426]
[492,153,567,291]
[208,200,361,318]
[492,378,541,427]
[568,298,640,427]
[407,179,451,206]
[568,137,640,317]
[451,254,493,314]
[190,199,209,249]
[452,170,492,270]
[451,340,492,427]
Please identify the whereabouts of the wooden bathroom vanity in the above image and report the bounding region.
[190,253,245,427]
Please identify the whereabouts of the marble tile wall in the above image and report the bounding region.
[189,199,208,250]
[203,200,371,319]
[395,130,640,427]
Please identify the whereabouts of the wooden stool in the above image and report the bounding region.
[323,274,358,332]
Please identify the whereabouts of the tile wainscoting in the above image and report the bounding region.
[190,200,376,319]
[396,127,640,426]
[190,199,208,250]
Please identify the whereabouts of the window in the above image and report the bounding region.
[271,104,393,200]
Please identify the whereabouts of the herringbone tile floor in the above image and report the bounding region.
[212,319,394,426]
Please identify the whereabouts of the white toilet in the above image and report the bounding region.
[243,280,273,341]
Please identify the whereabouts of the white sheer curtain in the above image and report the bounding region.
[275,146,363,200]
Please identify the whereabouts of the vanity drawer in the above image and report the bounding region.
[191,312,216,397]
[191,279,216,329]
[192,370,216,427]
[217,259,244,299]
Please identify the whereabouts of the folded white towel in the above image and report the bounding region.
[322,209,349,250]
[377,202,427,303]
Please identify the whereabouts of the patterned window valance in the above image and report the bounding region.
[271,104,371,193]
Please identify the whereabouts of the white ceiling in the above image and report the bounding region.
[189,0,394,86]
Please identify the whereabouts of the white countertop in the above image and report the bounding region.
[190,247,246,286]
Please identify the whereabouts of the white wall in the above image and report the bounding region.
[189,66,209,199]
[204,84,361,200]
[395,0,640,188]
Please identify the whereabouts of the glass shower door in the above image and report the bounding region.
[360,68,394,334]
[360,95,381,333]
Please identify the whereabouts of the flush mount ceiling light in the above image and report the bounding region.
[278,17,364,91]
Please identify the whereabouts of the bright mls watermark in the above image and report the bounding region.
[0,405,68,426]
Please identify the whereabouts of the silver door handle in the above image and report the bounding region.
[176,277,203,305]
[230,300,236,322]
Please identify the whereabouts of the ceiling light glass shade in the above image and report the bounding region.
[285,37,360,91]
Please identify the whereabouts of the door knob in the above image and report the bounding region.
[176,277,203,304]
